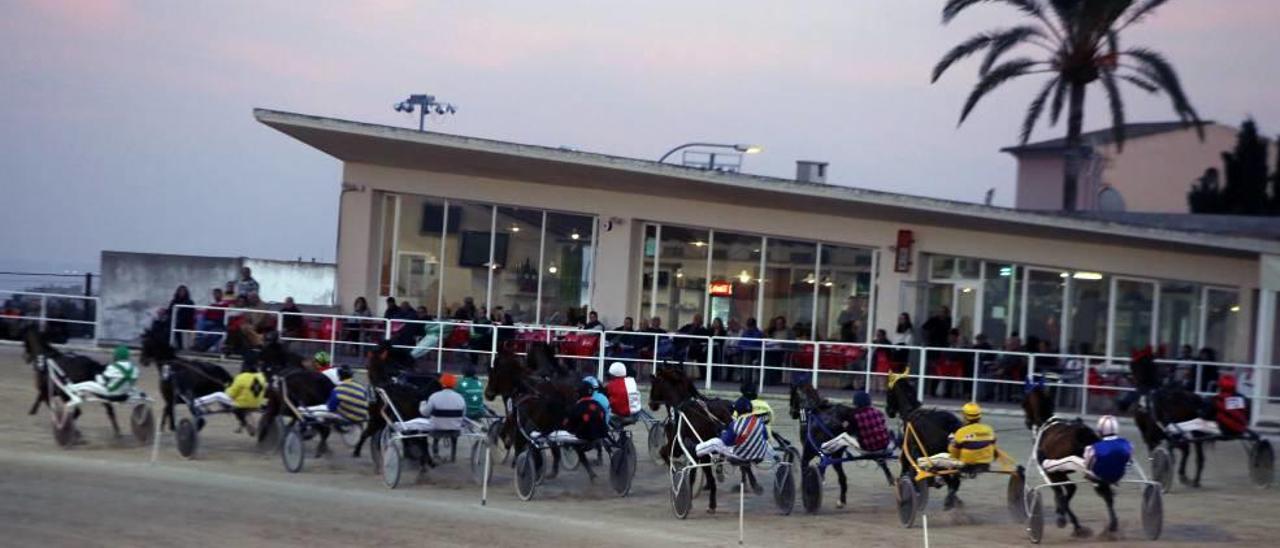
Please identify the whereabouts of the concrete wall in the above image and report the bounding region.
[1014,154,1065,210]
[99,251,335,342]
[339,162,1260,362]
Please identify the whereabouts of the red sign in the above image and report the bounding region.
[709,280,734,297]
[894,230,914,273]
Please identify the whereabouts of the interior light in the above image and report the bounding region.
[1059,272,1069,278]
[692,241,707,247]
[961,287,973,293]
[804,273,816,284]
[1072,272,1103,280]
[737,270,752,284]
[675,269,684,279]
[512,225,520,232]
[998,267,1012,277]
[548,263,558,274]
[1230,305,1241,313]
[570,231,580,240]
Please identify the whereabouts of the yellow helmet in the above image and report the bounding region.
[961,402,982,422]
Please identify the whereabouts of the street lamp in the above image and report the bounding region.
[394,94,457,131]
[657,142,763,171]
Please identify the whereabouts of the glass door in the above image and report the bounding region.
[1110,277,1157,357]
[952,282,980,343]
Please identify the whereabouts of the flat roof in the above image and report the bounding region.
[254,108,1280,258]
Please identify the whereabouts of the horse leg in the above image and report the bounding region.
[354,411,384,458]
[942,476,962,510]
[705,465,718,514]
[547,445,561,480]
[1095,482,1118,535]
[1061,482,1089,537]
[743,466,762,495]
[103,403,121,437]
[1192,440,1205,488]
[833,464,849,509]
[579,446,597,483]
[1177,442,1192,485]
[315,425,330,458]
[877,460,895,487]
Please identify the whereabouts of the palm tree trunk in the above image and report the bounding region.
[1061,82,1088,211]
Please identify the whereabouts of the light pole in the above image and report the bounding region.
[658,142,762,171]
[394,94,457,131]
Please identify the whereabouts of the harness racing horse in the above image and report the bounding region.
[1020,377,1055,432]
[1035,417,1116,538]
[485,347,583,480]
[352,343,442,464]
[255,341,335,457]
[22,327,124,437]
[884,373,965,510]
[139,320,235,431]
[1122,352,1207,488]
[788,382,870,508]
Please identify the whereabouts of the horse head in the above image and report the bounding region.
[365,341,406,387]
[1020,376,1054,430]
[884,371,918,419]
[526,342,565,379]
[788,382,823,420]
[485,348,526,401]
[139,323,177,368]
[21,326,54,365]
[649,363,694,411]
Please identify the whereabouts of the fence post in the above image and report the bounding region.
[917,347,927,403]
[169,304,177,348]
[92,297,101,348]
[758,343,766,395]
[811,341,821,390]
[970,352,980,402]
[864,344,874,391]
[491,322,498,370]
[704,335,714,392]
[598,330,606,380]
[1080,360,1089,416]
[329,315,338,362]
[39,295,47,331]
[1194,363,1203,394]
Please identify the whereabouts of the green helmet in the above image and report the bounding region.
[313,351,331,365]
[113,345,130,362]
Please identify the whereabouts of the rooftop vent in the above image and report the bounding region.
[796,161,828,184]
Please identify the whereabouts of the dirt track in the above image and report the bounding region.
[1,346,1276,547]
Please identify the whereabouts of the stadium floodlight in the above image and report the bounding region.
[393,93,457,131]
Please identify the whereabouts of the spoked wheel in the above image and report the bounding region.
[671,468,693,519]
[339,423,362,448]
[470,438,494,486]
[647,421,667,466]
[432,434,456,462]
[50,398,77,449]
[773,464,796,515]
[896,476,920,528]
[1142,484,1163,540]
[487,424,510,465]
[514,450,538,501]
[281,423,305,473]
[1150,446,1174,493]
[801,464,823,514]
[370,428,384,473]
[1007,465,1028,523]
[130,403,155,445]
[609,438,637,497]
[382,433,402,489]
[1250,439,1274,488]
[561,445,581,471]
[176,417,199,459]
[1027,489,1045,544]
[258,417,285,453]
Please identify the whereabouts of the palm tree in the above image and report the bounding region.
[932,0,1202,211]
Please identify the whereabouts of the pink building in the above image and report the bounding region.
[1005,122,1238,212]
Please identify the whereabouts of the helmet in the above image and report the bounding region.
[1219,374,1237,393]
[112,345,130,362]
[584,376,601,389]
[608,362,627,378]
[740,382,758,401]
[313,351,331,365]
[961,402,982,422]
[578,381,595,398]
[733,397,753,415]
[336,365,353,381]
[852,391,871,408]
[1097,415,1119,438]
[440,373,457,389]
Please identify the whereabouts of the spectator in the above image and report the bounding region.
[582,311,603,331]
[351,297,372,317]
[836,297,861,343]
[867,328,893,391]
[766,316,792,340]
[384,297,400,320]
[416,305,432,320]
[1197,347,1219,392]
[644,316,666,333]
[234,267,259,298]
[737,317,765,372]
[222,280,237,302]
[280,297,304,338]
[893,313,916,346]
[168,285,195,350]
[921,306,951,349]
[454,297,478,321]
[398,300,416,320]
[193,288,228,352]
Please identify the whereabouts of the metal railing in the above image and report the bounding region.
[0,289,100,348]
[168,303,1279,428]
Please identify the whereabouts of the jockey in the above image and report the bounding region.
[69,346,139,400]
[696,398,771,461]
[604,362,642,419]
[303,366,368,423]
[192,357,267,432]
[929,402,996,468]
[398,373,466,432]
[1208,374,1251,437]
[736,383,774,425]
[314,351,339,384]
[562,380,609,444]
[1041,415,1134,484]
[820,390,893,456]
[584,375,611,419]
[455,366,487,420]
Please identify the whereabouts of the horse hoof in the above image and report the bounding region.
[1191,480,1201,489]
[752,483,764,496]
[1073,526,1093,538]
[1056,515,1068,529]
[835,501,845,509]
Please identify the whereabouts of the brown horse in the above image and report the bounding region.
[1033,419,1116,537]
[884,373,965,509]
[22,327,123,436]
[254,341,335,457]
[351,342,439,461]
[485,347,578,479]
[1020,377,1055,431]
[139,321,235,431]
[789,382,873,509]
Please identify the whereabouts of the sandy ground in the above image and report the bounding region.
[0,346,1276,547]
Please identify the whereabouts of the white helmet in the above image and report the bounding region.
[1097,415,1119,438]
[608,362,627,378]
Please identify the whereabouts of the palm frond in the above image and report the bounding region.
[1125,47,1204,138]
[1021,76,1061,144]
[1048,77,1069,125]
[979,26,1049,75]
[1119,0,1168,30]
[943,0,1044,23]
[1099,69,1127,150]
[1120,75,1158,93]
[959,58,1043,125]
[933,33,997,82]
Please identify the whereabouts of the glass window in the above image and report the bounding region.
[929,256,955,280]
[378,194,397,300]
[1024,269,1065,352]
[1112,279,1155,357]
[1067,274,1108,356]
[541,212,594,326]
[1203,288,1242,362]
[981,263,1019,347]
[707,231,761,331]
[393,195,445,317]
[439,202,492,320]
[817,245,872,342]
[638,224,656,324]
[763,239,817,340]
[653,226,709,331]
[1158,283,1199,358]
[492,207,542,324]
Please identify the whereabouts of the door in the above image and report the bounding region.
[952,282,979,343]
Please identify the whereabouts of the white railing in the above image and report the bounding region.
[169,304,1278,427]
[0,289,99,348]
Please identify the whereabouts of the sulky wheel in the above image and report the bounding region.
[176,417,199,459]
[609,441,636,497]
[801,464,823,514]
[339,423,362,448]
[130,403,155,445]
[1027,489,1045,543]
[672,468,694,519]
[648,421,667,466]
[470,438,494,486]
[1250,439,1274,489]
[896,476,919,528]
[560,444,581,471]
[1150,446,1174,493]
[773,464,796,515]
[51,397,77,449]
[1142,484,1163,540]
[1007,465,1028,523]
[486,423,510,465]
[258,416,285,454]
[281,423,305,474]
[514,450,539,501]
[382,433,402,489]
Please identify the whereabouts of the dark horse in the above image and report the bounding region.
[648,364,763,513]
[789,382,894,509]
[1023,390,1116,537]
[485,346,590,480]
[23,327,124,436]
[352,342,443,465]
[884,373,965,509]
[254,338,336,457]
[139,319,235,431]
[1121,351,1207,487]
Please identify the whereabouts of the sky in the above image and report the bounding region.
[2,0,1278,272]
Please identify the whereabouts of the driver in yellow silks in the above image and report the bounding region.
[919,402,997,470]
